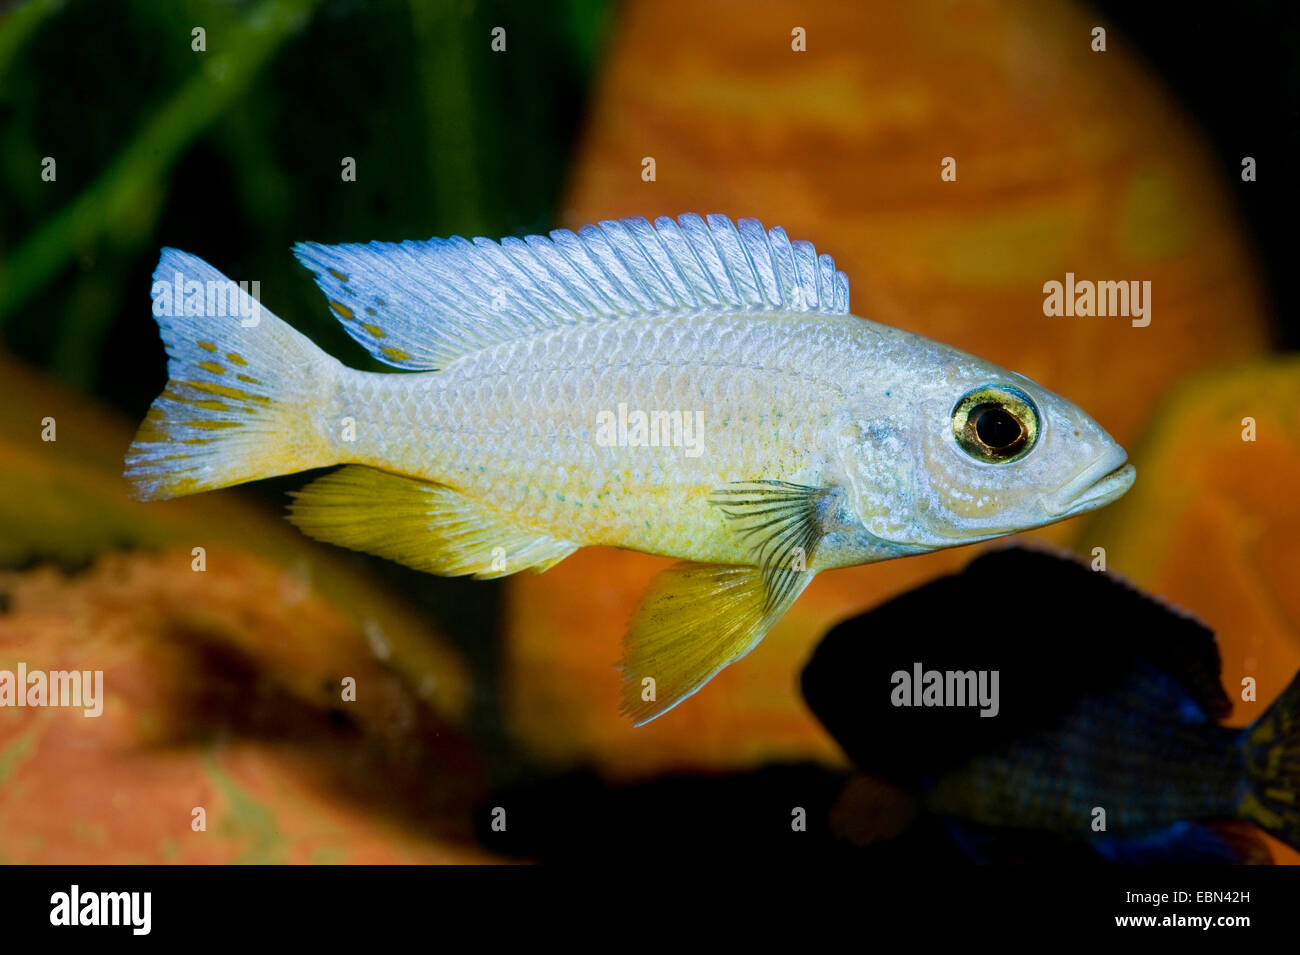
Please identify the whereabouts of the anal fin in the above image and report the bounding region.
[620,561,812,726]
[287,465,576,578]
[620,480,828,725]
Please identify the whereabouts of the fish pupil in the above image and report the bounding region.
[974,405,1022,450]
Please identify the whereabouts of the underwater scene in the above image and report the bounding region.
[0,0,1297,925]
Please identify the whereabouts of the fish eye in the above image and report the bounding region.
[951,385,1040,464]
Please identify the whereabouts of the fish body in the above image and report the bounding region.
[313,310,1081,569]
[332,311,875,569]
[922,661,1248,836]
[126,215,1135,723]
[803,548,1300,863]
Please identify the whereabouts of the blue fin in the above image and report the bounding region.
[1092,821,1272,864]
[293,214,851,370]
[941,819,1271,865]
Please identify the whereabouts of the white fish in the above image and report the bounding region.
[125,214,1136,723]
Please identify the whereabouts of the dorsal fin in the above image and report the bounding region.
[293,214,851,370]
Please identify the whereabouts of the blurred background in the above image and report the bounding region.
[0,0,1296,863]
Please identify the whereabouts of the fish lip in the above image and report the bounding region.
[1043,455,1136,518]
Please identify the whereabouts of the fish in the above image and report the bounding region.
[802,547,1300,864]
[124,214,1136,724]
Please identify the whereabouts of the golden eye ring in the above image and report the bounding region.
[951,385,1040,464]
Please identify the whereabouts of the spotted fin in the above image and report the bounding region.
[287,465,577,578]
[125,249,339,501]
[621,561,813,726]
[293,214,851,371]
[1239,666,1300,851]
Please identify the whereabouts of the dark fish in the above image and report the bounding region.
[801,547,1300,863]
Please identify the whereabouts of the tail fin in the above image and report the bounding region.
[1239,668,1300,849]
[125,248,340,501]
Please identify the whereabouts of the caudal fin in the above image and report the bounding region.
[1239,668,1300,849]
[125,248,340,501]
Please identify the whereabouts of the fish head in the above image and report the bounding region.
[841,343,1135,550]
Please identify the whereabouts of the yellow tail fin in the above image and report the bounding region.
[125,249,340,501]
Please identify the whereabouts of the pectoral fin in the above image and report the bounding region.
[621,481,829,725]
[708,480,829,609]
[287,465,576,578]
[620,561,813,725]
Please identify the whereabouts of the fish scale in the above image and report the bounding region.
[335,312,871,565]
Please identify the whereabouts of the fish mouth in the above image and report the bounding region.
[1043,454,1136,519]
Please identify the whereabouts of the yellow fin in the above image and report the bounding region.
[287,465,576,579]
[620,561,813,726]
[708,480,828,610]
